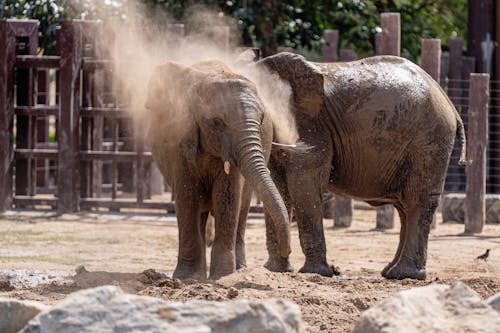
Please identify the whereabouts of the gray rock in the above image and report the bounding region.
[485,292,500,312]
[0,297,47,333]
[23,286,304,333]
[442,193,500,224]
[353,282,500,333]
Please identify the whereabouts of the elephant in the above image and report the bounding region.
[253,52,467,280]
[144,60,291,280]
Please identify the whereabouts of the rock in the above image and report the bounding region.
[0,297,47,333]
[353,282,500,333]
[485,292,500,312]
[227,287,239,298]
[442,193,500,224]
[0,279,14,291]
[23,286,304,333]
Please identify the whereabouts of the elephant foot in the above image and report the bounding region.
[381,257,426,280]
[299,261,334,277]
[209,270,235,280]
[173,266,207,281]
[264,256,293,273]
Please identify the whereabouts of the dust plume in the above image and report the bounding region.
[83,1,299,145]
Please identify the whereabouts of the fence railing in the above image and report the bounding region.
[0,18,498,218]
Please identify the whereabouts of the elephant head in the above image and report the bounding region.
[145,60,291,257]
[255,52,325,118]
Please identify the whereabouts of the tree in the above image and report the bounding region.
[0,0,467,59]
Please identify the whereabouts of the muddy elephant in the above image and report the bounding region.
[145,60,291,280]
[256,52,467,280]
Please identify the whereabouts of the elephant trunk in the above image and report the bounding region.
[237,119,291,257]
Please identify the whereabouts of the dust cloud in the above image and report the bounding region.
[85,1,299,145]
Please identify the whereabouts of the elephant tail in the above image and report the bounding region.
[455,112,471,167]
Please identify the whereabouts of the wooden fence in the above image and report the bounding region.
[0,17,497,221]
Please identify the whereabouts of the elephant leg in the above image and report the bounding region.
[236,183,252,269]
[288,173,333,277]
[383,194,439,280]
[173,197,206,280]
[263,161,293,272]
[209,174,243,280]
[381,203,406,276]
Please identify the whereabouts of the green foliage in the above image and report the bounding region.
[0,0,467,59]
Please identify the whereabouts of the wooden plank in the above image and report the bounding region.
[380,13,400,56]
[15,148,58,159]
[80,107,129,117]
[80,198,176,213]
[465,73,489,234]
[15,105,58,116]
[16,55,60,68]
[0,21,16,212]
[79,198,264,215]
[13,196,57,207]
[80,151,153,161]
[57,21,82,213]
[420,39,441,83]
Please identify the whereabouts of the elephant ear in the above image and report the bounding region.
[257,52,324,117]
[145,61,205,164]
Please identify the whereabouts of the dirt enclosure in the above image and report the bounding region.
[0,209,498,332]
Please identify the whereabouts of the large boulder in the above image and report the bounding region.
[486,292,500,312]
[0,297,47,333]
[442,193,500,224]
[22,286,304,333]
[353,282,500,333]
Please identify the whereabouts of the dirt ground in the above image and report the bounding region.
[0,208,498,332]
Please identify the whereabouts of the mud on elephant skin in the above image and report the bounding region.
[145,60,291,280]
[254,52,468,280]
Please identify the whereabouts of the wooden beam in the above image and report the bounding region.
[465,73,489,234]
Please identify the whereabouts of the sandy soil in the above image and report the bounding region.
[0,209,498,332]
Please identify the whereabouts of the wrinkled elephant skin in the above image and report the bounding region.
[258,53,467,280]
[145,61,290,280]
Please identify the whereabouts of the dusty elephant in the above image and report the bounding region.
[145,60,291,280]
[255,53,467,280]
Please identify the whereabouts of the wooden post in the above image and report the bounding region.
[380,13,400,56]
[493,0,500,194]
[0,21,16,212]
[465,73,489,234]
[420,39,441,83]
[375,13,400,229]
[333,195,353,228]
[339,49,357,61]
[57,21,82,213]
[322,29,339,62]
